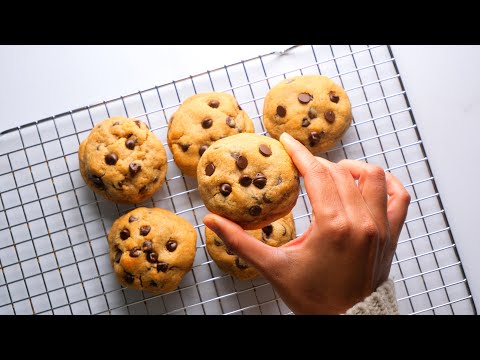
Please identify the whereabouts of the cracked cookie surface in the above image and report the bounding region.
[197,133,299,230]
[167,92,255,177]
[78,116,167,204]
[263,75,352,154]
[205,213,295,280]
[107,207,197,293]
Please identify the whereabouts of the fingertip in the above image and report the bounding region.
[203,214,278,271]
[279,131,295,144]
[203,213,217,230]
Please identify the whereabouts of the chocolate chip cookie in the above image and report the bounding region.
[107,207,197,293]
[205,213,295,280]
[197,133,300,230]
[263,75,353,154]
[78,116,167,204]
[167,92,255,177]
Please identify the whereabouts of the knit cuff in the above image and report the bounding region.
[345,279,399,315]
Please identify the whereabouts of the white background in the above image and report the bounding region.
[0,45,478,310]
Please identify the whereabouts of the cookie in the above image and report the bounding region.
[107,207,197,293]
[263,75,353,154]
[197,133,300,230]
[79,116,167,204]
[167,92,255,177]
[205,213,296,280]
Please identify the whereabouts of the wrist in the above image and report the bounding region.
[344,279,399,315]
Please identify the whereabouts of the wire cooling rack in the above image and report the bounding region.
[0,45,476,315]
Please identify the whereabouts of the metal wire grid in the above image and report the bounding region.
[0,45,476,315]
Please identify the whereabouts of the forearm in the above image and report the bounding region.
[345,279,399,315]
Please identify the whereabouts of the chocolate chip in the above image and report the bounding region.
[202,118,213,129]
[113,121,120,126]
[236,156,248,170]
[277,177,283,185]
[325,110,335,123]
[146,252,158,263]
[253,173,267,189]
[276,105,287,117]
[329,91,340,103]
[298,93,313,104]
[302,118,311,127]
[226,116,236,128]
[166,240,177,252]
[134,120,142,128]
[114,181,123,190]
[129,216,138,223]
[205,163,215,176]
[139,185,147,194]
[129,247,141,257]
[262,194,273,204]
[249,205,262,216]
[142,240,153,252]
[214,238,222,246]
[125,138,136,149]
[208,100,219,108]
[91,175,105,189]
[104,153,118,165]
[140,225,151,236]
[149,281,158,287]
[157,262,169,272]
[180,143,190,152]
[259,144,272,157]
[124,273,135,284]
[235,257,248,269]
[199,144,209,156]
[262,225,273,237]
[309,131,321,147]
[239,175,252,187]
[281,225,287,236]
[129,163,141,176]
[114,249,122,263]
[225,247,235,255]
[308,107,318,119]
[220,183,232,196]
[120,229,130,240]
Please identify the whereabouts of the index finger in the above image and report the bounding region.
[279,132,343,215]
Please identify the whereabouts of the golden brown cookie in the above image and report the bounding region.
[197,133,300,230]
[78,116,167,204]
[167,92,255,177]
[205,213,296,280]
[107,207,197,293]
[263,75,352,154]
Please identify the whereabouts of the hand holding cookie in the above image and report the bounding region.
[204,132,410,314]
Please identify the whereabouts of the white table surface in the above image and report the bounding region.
[1,45,478,311]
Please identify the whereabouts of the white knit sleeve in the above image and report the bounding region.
[345,279,399,315]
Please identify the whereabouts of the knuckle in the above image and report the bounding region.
[362,220,379,241]
[331,214,352,237]
[308,158,328,179]
[367,165,386,181]
[331,163,350,177]
[400,189,412,205]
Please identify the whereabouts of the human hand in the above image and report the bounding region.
[203,132,411,314]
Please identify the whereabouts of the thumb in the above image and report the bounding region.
[203,213,281,273]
